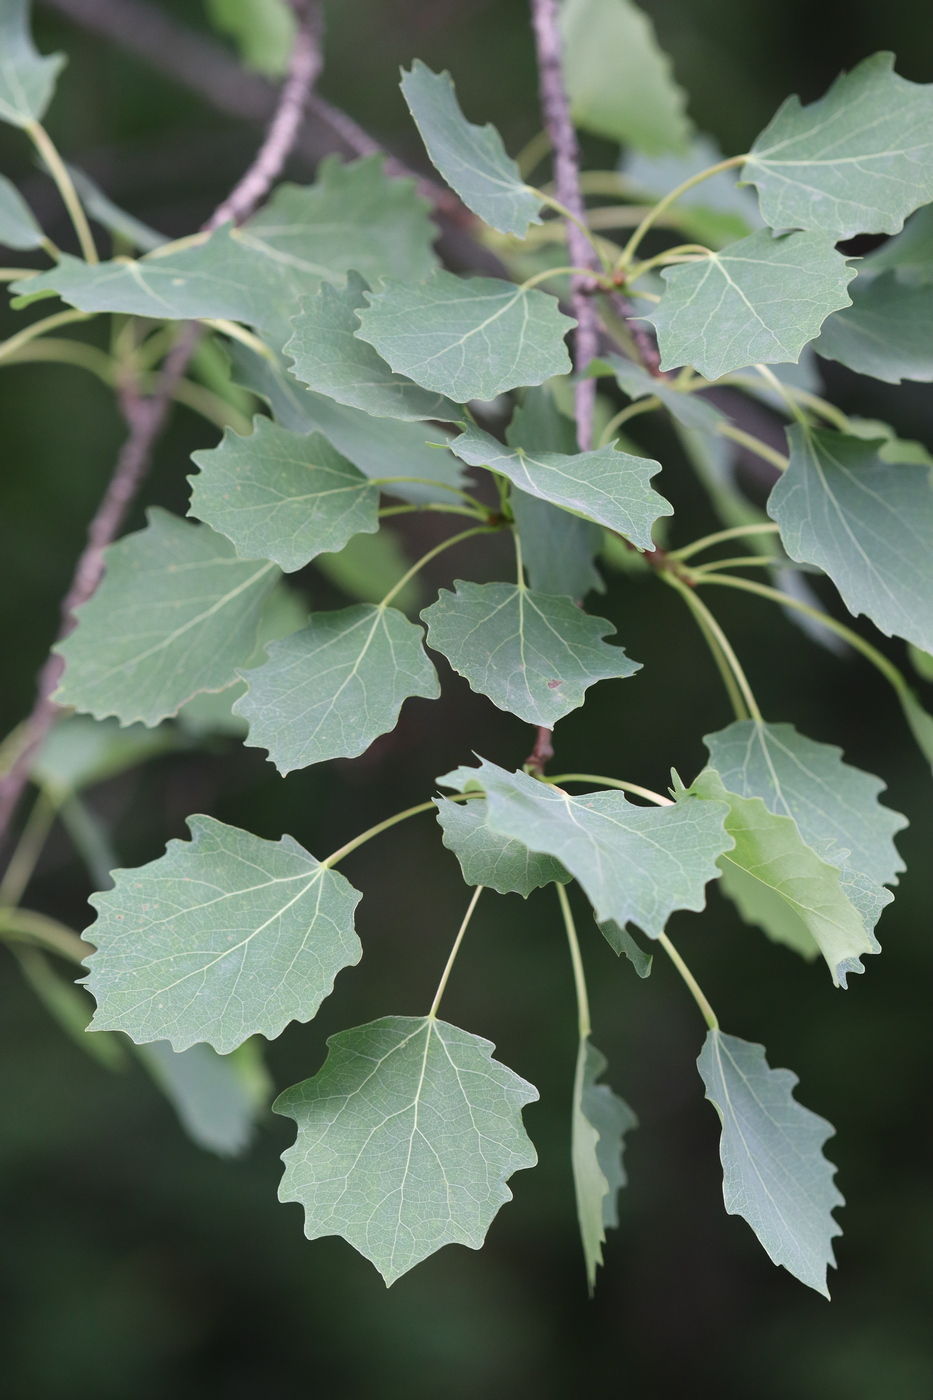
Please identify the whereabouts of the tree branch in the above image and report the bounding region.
[0,3,324,847]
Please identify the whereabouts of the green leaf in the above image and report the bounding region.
[55,509,279,727]
[559,0,691,154]
[0,173,44,248]
[14,157,438,346]
[205,0,295,77]
[0,0,65,127]
[226,341,468,507]
[815,273,933,384]
[33,715,178,800]
[400,60,543,237]
[844,416,933,466]
[434,795,570,897]
[647,230,856,380]
[421,581,639,726]
[704,719,907,897]
[744,53,933,239]
[284,272,461,422]
[590,353,726,431]
[83,815,362,1054]
[624,137,763,247]
[572,1036,636,1292]
[135,1038,264,1156]
[858,204,933,285]
[189,418,379,572]
[354,269,574,402]
[474,759,732,938]
[507,387,604,599]
[698,1029,843,1296]
[175,580,309,738]
[596,918,653,976]
[451,424,670,549]
[67,165,167,253]
[690,768,874,986]
[768,426,933,653]
[233,605,439,773]
[274,1015,538,1285]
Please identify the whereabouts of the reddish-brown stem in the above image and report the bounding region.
[529,0,599,453]
[525,726,555,777]
[0,5,323,848]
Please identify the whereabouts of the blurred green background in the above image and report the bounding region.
[1,2,930,1396]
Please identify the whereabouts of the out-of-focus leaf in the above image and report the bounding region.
[205,0,295,77]
[560,0,691,154]
[590,353,725,431]
[0,0,65,127]
[0,173,44,248]
[135,1038,264,1156]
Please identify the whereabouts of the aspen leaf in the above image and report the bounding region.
[400,61,543,237]
[422,581,639,726]
[647,229,855,380]
[744,53,933,239]
[354,269,575,402]
[434,769,570,897]
[769,426,933,653]
[475,759,732,938]
[189,418,379,572]
[284,272,461,422]
[572,1036,636,1293]
[0,0,65,127]
[234,606,439,773]
[450,423,670,549]
[275,1015,538,1284]
[815,273,933,384]
[55,509,279,727]
[0,173,44,249]
[698,1029,843,1296]
[83,816,362,1054]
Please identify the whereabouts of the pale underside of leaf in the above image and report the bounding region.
[233,605,440,773]
[189,418,379,572]
[54,509,279,727]
[421,580,639,726]
[647,229,856,380]
[400,60,543,237]
[83,815,362,1054]
[744,52,933,239]
[434,795,570,897]
[274,1015,539,1285]
[698,1028,843,1296]
[354,269,575,402]
[476,759,732,938]
[450,423,670,550]
[768,426,933,653]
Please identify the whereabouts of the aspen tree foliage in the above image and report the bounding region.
[1,0,931,1298]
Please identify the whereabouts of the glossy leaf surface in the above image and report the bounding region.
[275,1015,538,1284]
[84,816,362,1054]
